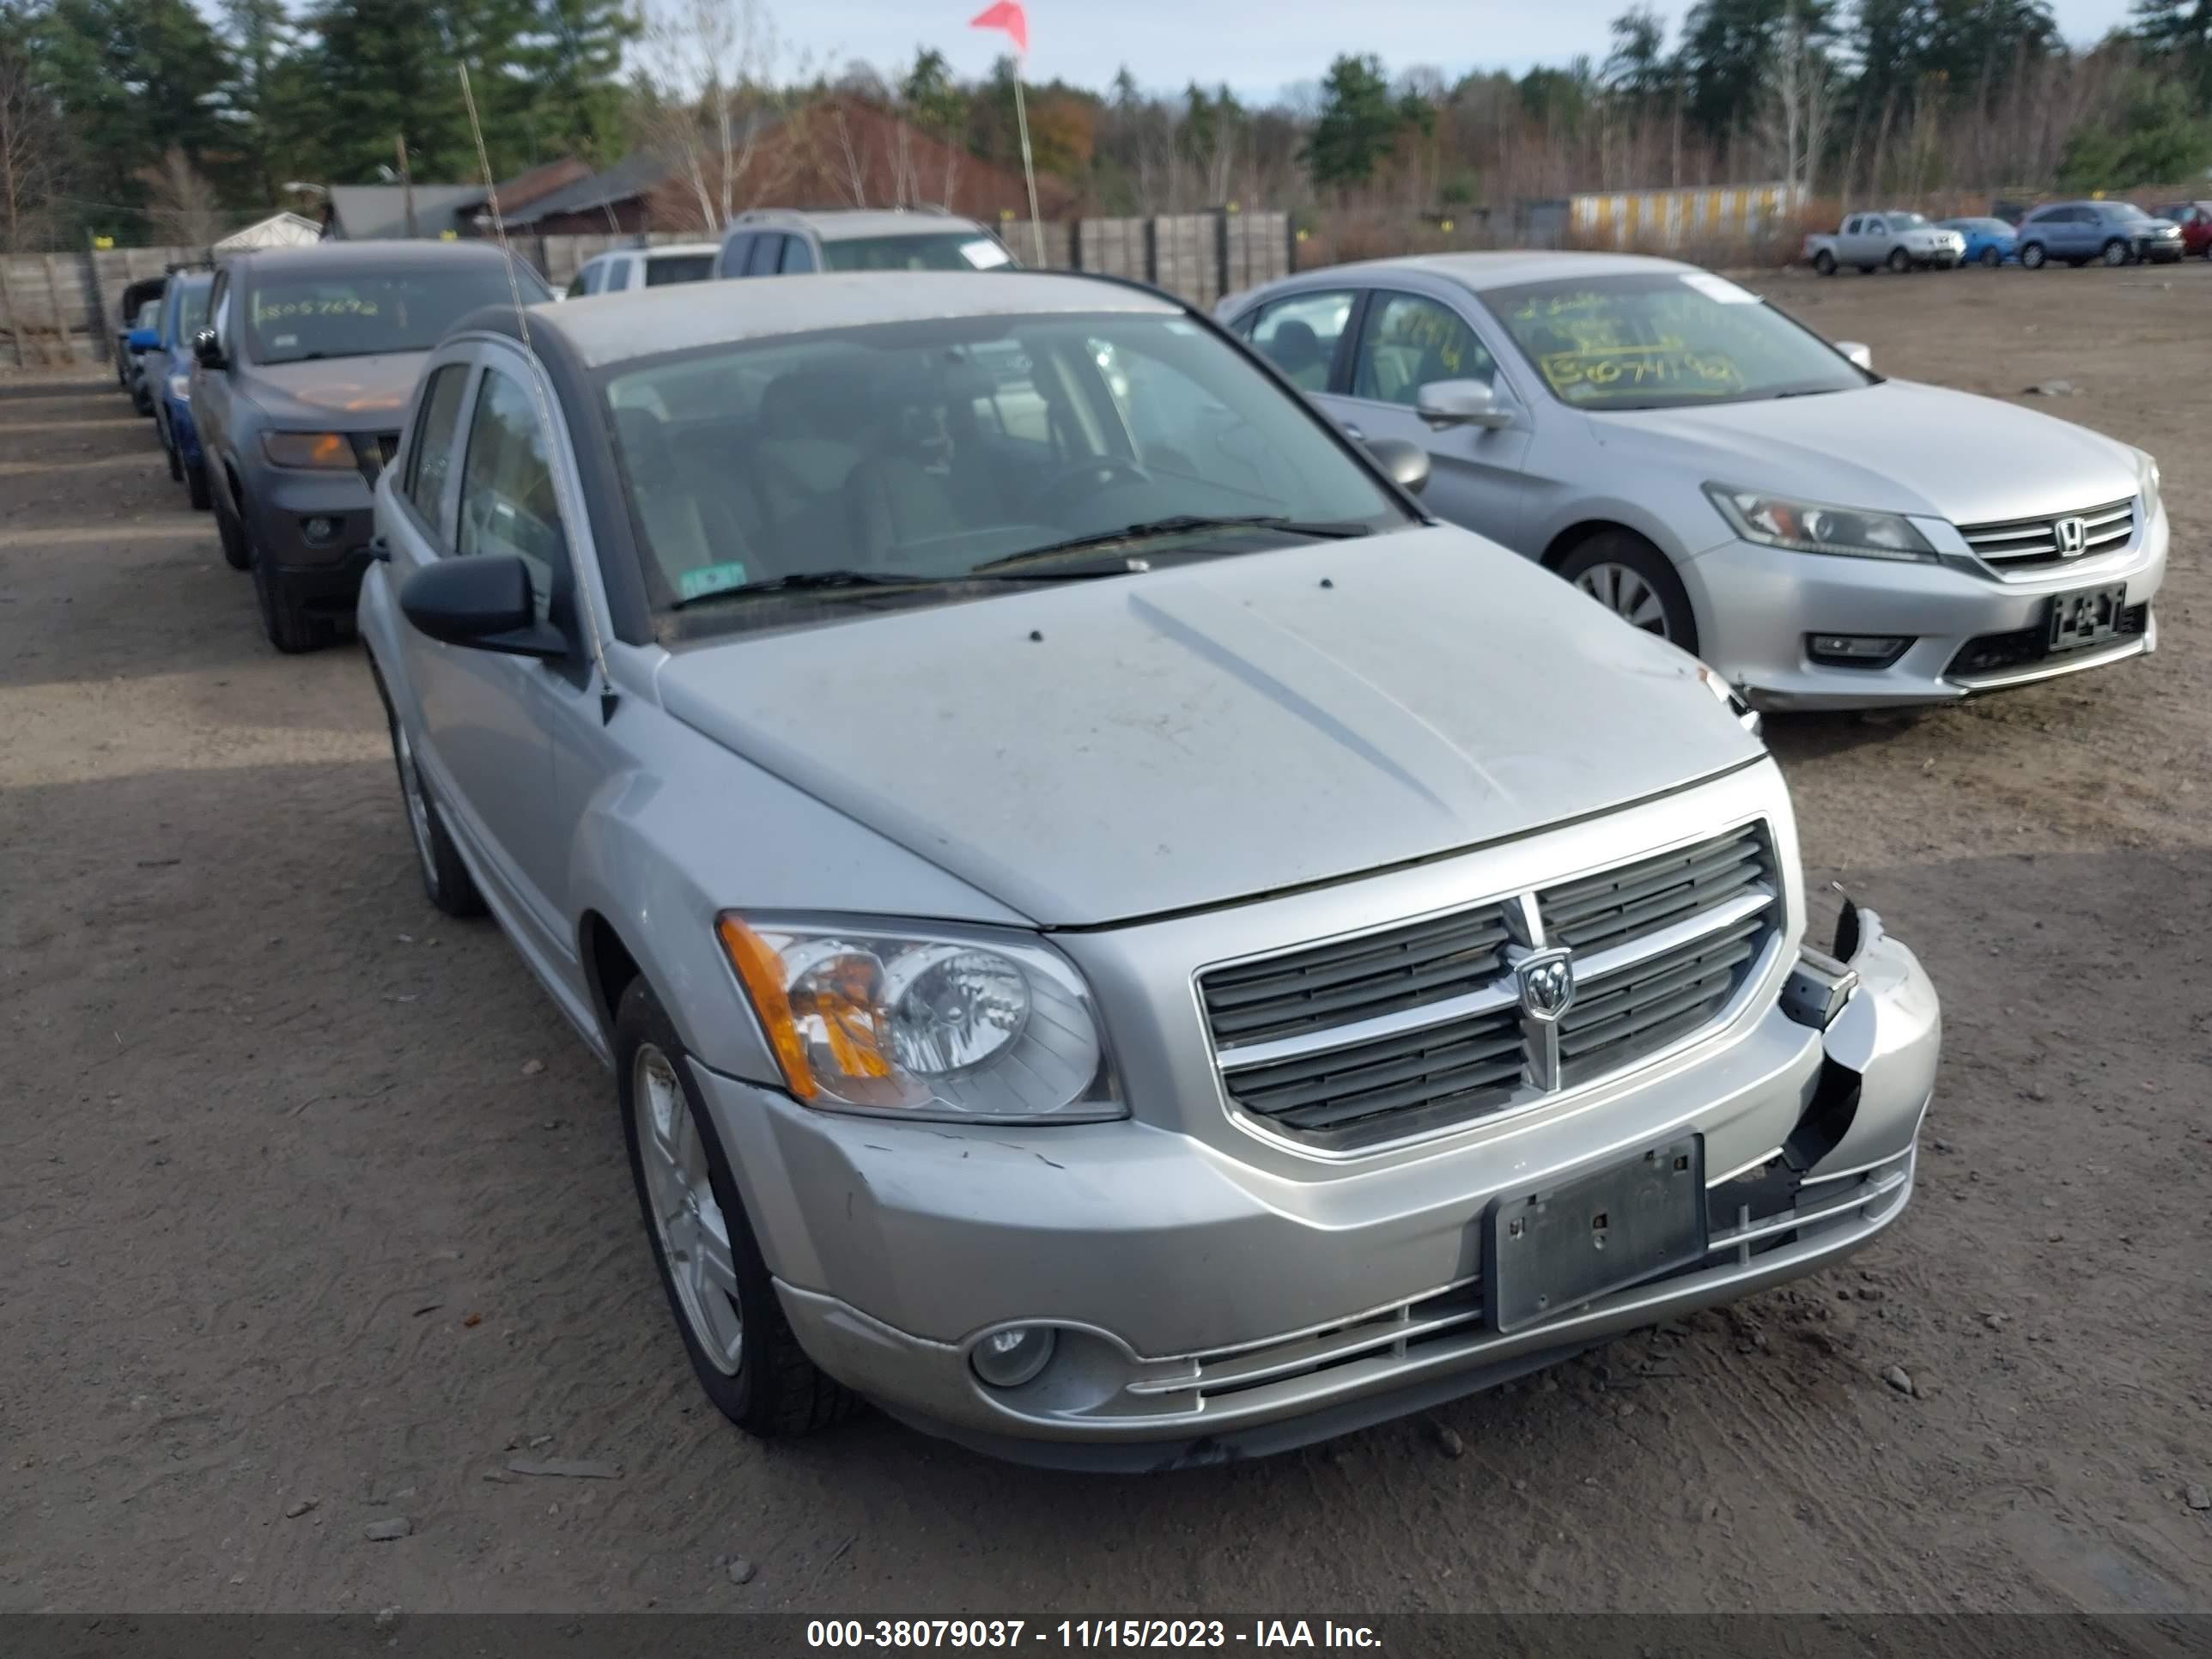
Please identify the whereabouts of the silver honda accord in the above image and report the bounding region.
[1221,252,2166,710]
[360,270,1941,1468]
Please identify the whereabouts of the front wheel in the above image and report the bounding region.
[1980,246,2002,269]
[616,979,855,1440]
[2020,242,2047,269]
[1887,247,1911,273]
[2101,239,2130,267]
[1813,250,1837,276]
[1558,533,1698,654]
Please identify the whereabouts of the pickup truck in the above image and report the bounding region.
[1806,211,1966,275]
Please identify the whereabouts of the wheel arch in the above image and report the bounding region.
[1540,517,1662,573]
[579,908,646,1055]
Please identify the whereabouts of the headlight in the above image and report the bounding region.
[262,431,356,470]
[2136,449,2161,514]
[1705,485,1936,562]
[715,915,1121,1123]
[167,373,191,402]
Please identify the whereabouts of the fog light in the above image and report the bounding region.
[1808,633,1911,668]
[301,515,338,546]
[969,1325,1055,1389]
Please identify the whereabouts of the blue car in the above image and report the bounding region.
[149,270,215,509]
[1938,217,2017,267]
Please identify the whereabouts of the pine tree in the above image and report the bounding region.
[517,0,635,166]
[2132,0,2212,97]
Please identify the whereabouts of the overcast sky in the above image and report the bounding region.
[781,0,2141,100]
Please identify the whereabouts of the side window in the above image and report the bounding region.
[1841,216,1860,235]
[614,256,640,290]
[455,366,565,611]
[565,264,593,299]
[720,233,753,277]
[1243,289,1354,392]
[779,236,817,273]
[404,363,471,529]
[1864,217,1886,234]
[747,234,784,276]
[1352,292,1496,404]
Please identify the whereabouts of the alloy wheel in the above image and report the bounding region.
[1574,561,1673,638]
[633,1044,744,1376]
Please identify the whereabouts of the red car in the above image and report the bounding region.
[2154,201,2212,257]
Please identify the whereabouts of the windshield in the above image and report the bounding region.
[601,310,1408,630]
[135,301,160,329]
[1889,212,1929,229]
[646,253,714,287]
[2106,203,2149,222]
[1481,272,1869,411]
[173,281,210,343]
[821,233,1013,273]
[243,263,550,365]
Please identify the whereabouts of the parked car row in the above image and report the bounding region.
[102,211,2173,1468]
[1808,199,2204,274]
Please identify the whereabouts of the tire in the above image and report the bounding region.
[185,461,210,512]
[250,541,331,654]
[1886,247,1911,273]
[1979,246,2002,269]
[214,479,252,569]
[1813,250,1836,276]
[1556,532,1699,654]
[616,978,855,1441]
[2020,241,2046,270]
[131,380,153,416]
[373,674,485,918]
[2101,239,2130,267]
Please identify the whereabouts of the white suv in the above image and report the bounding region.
[564,242,720,299]
[714,208,1014,279]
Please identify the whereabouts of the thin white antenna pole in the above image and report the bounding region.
[458,62,618,718]
[1011,71,1045,265]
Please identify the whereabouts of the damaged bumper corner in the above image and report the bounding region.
[1782,899,1942,1184]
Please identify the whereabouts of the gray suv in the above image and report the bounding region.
[714,207,1015,279]
[359,270,1941,1468]
[191,241,550,652]
[2015,200,2185,268]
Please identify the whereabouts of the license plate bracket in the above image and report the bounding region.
[1485,1137,1707,1335]
[2047,583,2127,653]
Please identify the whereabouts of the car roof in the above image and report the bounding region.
[732,208,987,242]
[220,240,531,276]
[1257,250,1697,298]
[466,270,1182,372]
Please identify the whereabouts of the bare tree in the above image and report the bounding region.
[139,148,225,249]
[1756,2,1833,197]
[629,0,811,233]
[0,37,69,253]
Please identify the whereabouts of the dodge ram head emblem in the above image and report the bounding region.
[1515,948,1577,1022]
[2054,516,2087,556]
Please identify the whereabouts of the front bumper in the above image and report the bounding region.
[1682,495,2167,711]
[241,465,377,572]
[696,907,1939,1468]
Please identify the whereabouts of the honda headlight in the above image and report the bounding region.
[1706,485,1936,562]
[715,915,1121,1122]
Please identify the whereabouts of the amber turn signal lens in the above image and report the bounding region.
[715,915,816,1099]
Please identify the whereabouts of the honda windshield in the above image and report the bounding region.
[1481,271,1871,411]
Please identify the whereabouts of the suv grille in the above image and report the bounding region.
[1960,497,2133,571]
[1200,823,1778,1149]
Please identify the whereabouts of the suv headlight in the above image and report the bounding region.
[2135,449,2161,514]
[1706,485,1936,562]
[715,915,1121,1123]
[262,430,356,470]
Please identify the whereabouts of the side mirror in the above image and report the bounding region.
[398,554,568,659]
[1837,341,1874,372]
[128,327,160,353]
[1363,436,1431,496]
[1415,378,1511,430]
[191,327,226,371]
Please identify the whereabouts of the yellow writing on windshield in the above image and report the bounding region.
[1539,344,1744,397]
[252,296,382,321]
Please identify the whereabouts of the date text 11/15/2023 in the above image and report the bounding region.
[804,1620,1384,1649]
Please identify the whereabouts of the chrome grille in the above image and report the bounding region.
[1203,823,1778,1148]
[1960,497,2133,570]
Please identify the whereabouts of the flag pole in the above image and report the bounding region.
[1011,69,1045,265]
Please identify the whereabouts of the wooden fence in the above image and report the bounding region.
[1,210,1297,369]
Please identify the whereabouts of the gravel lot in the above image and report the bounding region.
[3,264,2209,1618]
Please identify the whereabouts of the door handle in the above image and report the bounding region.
[1341,422,1365,441]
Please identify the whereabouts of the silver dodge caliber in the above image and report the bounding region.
[360,270,1942,1469]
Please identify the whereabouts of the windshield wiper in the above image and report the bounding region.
[974,514,1371,575]
[669,568,936,609]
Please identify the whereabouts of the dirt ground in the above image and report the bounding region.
[3,264,2209,1620]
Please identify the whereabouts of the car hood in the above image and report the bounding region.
[240,354,424,426]
[1589,380,2139,527]
[654,526,1763,928]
